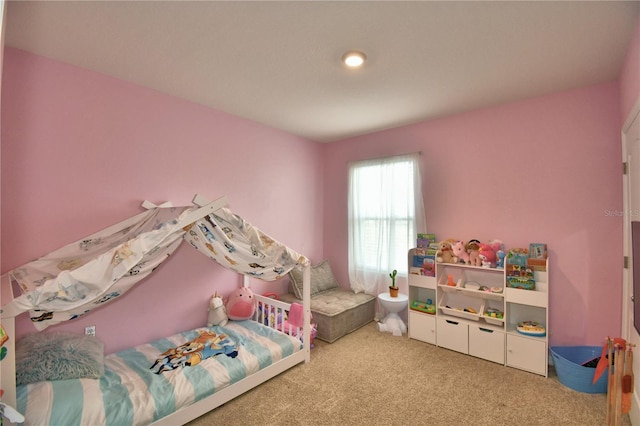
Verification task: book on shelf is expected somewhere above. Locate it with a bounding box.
[416,233,436,249]
[412,254,435,277]
[416,233,438,258]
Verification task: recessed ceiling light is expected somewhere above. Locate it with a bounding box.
[342,51,366,68]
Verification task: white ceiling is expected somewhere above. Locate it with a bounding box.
[4,1,639,142]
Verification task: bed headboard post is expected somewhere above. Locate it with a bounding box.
[243,275,250,288]
[302,262,311,362]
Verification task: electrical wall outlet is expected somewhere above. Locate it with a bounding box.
[85,325,96,336]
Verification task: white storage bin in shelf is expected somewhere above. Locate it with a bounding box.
[482,299,505,327]
[485,318,504,327]
[483,315,505,326]
[436,265,463,281]
[437,271,462,288]
[439,292,483,321]
[438,283,459,294]
[460,285,504,301]
[438,264,505,291]
[440,305,481,321]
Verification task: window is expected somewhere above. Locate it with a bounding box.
[348,153,426,295]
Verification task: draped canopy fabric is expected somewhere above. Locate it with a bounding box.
[184,207,308,280]
[1,199,307,331]
[2,206,194,330]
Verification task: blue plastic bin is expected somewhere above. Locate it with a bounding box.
[549,346,609,393]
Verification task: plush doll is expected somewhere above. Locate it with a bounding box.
[488,240,506,268]
[436,239,457,263]
[451,240,470,264]
[466,240,482,266]
[207,293,229,327]
[226,287,257,321]
[478,243,497,268]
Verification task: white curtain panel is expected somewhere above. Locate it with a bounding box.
[347,153,426,318]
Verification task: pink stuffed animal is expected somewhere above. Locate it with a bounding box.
[478,243,497,268]
[226,287,257,321]
[489,239,505,253]
[452,240,470,264]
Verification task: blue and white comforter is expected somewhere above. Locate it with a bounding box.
[17,321,301,426]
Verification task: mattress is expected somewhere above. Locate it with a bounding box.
[280,288,375,343]
[17,321,302,426]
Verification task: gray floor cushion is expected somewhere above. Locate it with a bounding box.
[280,288,375,343]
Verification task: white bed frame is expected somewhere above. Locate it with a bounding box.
[0,195,311,425]
[153,282,310,425]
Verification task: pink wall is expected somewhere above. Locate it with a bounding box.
[323,82,623,346]
[620,19,640,122]
[1,48,324,354]
[3,21,637,353]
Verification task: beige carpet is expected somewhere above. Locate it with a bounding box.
[187,322,631,425]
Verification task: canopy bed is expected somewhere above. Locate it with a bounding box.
[0,195,311,425]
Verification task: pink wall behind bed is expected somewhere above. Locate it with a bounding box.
[1,48,324,354]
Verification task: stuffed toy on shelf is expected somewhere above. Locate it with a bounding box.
[466,239,482,266]
[452,240,470,264]
[436,239,458,263]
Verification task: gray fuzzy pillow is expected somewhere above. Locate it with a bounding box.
[16,331,105,385]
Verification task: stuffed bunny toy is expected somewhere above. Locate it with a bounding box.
[207,294,228,327]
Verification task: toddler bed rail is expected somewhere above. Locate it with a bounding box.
[254,293,305,340]
[253,291,310,351]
